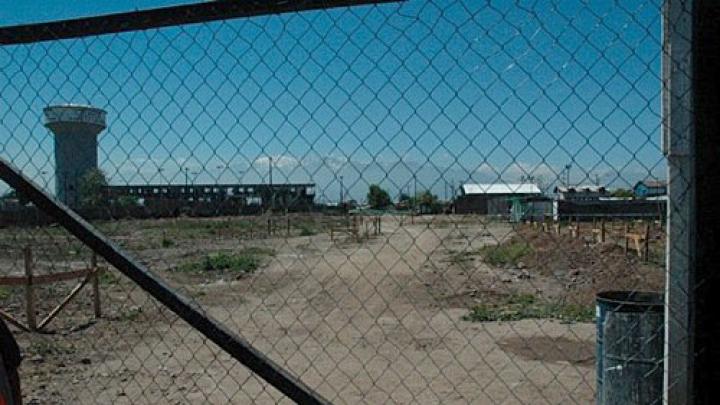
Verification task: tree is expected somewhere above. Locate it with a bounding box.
[1,189,30,205]
[416,190,441,213]
[611,188,634,198]
[115,195,139,208]
[78,168,109,208]
[367,184,391,209]
[1,190,17,200]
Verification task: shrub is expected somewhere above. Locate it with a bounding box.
[463,294,594,323]
[479,240,533,267]
[177,248,275,275]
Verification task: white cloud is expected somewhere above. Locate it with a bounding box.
[252,155,299,169]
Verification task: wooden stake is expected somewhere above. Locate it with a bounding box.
[644,223,651,262]
[24,246,36,331]
[37,274,91,330]
[0,308,30,332]
[624,223,629,253]
[91,253,101,318]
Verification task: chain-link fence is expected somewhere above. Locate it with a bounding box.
[0,0,697,403]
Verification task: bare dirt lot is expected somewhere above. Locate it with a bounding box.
[0,214,664,404]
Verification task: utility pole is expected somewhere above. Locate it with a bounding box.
[268,156,273,186]
[339,175,344,204]
[413,174,417,212]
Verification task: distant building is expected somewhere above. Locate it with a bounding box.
[554,185,607,201]
[455,183,542,215]
[633,180,667,198]
[106,183,315,213]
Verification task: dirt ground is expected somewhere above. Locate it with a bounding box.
[0,214,665,404]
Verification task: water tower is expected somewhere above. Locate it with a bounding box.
[43,104,107,207]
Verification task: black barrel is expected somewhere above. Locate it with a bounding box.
[596,291,664,405]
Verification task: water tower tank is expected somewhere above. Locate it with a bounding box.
[43,105,107,207]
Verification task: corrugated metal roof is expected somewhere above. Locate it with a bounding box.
[461,183,541,195]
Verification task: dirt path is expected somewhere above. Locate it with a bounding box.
[12,216,597,404]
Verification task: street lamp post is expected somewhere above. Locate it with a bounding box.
[413,174,417,209]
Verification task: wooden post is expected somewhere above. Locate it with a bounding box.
[573,217,578,238]
[91,253,101,318]
[644,223,651,262]
[267,218,272,236]
[23,246,36,331]
[624,223,629,253]
[600,219,606,243]
[287,217,291,237]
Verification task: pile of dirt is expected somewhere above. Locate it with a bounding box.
[515,228,665,306]
[430,226,665,313]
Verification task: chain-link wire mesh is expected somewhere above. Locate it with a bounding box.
[0,0,691,403]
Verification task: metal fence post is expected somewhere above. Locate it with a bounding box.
[663,0,695,402]
[685,0,720,402]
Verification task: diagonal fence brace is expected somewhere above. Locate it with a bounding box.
[0,157,331,405]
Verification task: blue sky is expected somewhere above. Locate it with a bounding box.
[0,0,664,202]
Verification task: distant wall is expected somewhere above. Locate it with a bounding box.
[455,195,489,214]
[0,201,316,227]
[554,199,666,220]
